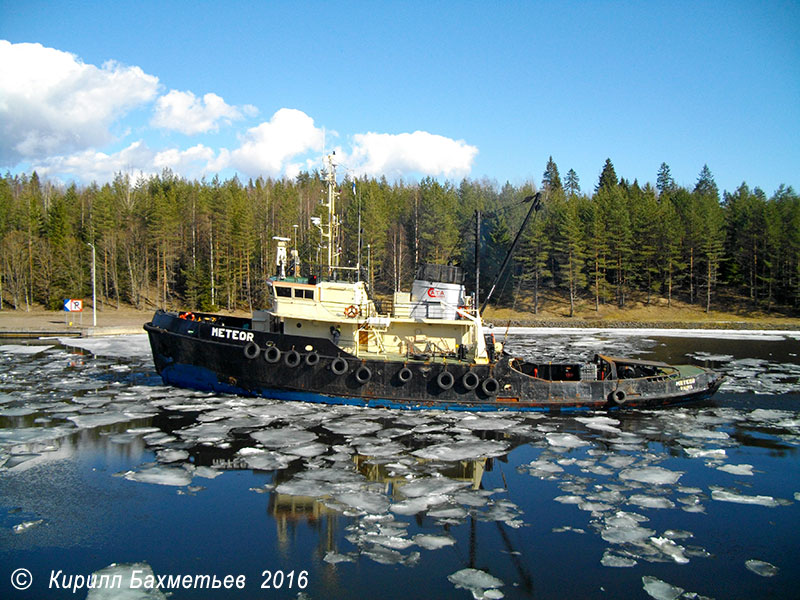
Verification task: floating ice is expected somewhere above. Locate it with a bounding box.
[545,432,590,448]
[323,551,356,564]
[448,568,504,599]
[285,442,328,458]
[619,466,683,485]
[61,334,151,359]
[554,495,583,505]
[575,416,622,434]
[399,476,471,498]
[334,491,390,514]
[68,413,139,429]
[601,517,655,545]
[745,559,779,577]
[0,407,38,417]
[390,496,447,516]
[459,416,520,431]
[86,562,167,599]
[411,439,509,461]
[363,532,415,550]
[323,417,383,436]
[685,448,726,459]
[627,495,675,510]
[679,428,730,440]
[601,551,636,567]
[710,489,780,507]
[524,458,565,478]
[251,427,318,448]
[124,465,193,487]
[716,463,754,476]
[641,576,684,600]
[12,519,44,534]
[193,466,222,479]
[649,536,689,564]
[0,344,54,355]
[156,449,189,463]
[427,504,468,519]
[414,533,456,549]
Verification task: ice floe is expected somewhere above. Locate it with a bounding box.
[716,463,754,476]
[86,562,167,599]
[619,466,683,485]
[710,489,781,507]
[745,558,779,577]
[124,465,193,487]
[641,576,684,600]
[448,568,504,600]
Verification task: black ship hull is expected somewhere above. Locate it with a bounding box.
[144,311,724,411]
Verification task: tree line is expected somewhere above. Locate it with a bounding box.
[0,158,798,315]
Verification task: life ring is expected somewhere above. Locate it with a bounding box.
[481,377,499,396]
[610,390,626,405]
[243,341,260,360]
[264,345,281,364]
[284,349,301,367]
[331,357,348,375]
[461,371,480,391]
[344,305,359,318]
[398,367,413,383]
[355,365,372,384]
[437,371,455,390]
[305,351,320,366]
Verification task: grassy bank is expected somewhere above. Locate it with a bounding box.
[482,291,800,329]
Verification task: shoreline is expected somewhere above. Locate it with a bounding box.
[1,307,798,337]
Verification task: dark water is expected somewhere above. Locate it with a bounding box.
[1,330,798,599]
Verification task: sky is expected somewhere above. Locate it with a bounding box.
[1,0,798,196]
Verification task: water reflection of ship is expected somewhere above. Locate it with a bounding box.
[268,455,488,548]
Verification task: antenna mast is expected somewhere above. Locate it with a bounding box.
[322,153,340,274]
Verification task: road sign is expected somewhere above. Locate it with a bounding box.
[63,299,83,312]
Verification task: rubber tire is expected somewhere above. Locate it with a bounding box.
[355,365,372,384]
[331,357,348,375]
[305,351,320,366]
[461,371,479,391]
[437,371,455,390]
[264,346,281,364]
[243,341,260,360]
[398,367,413,383]
[285,349,301,367]
[481,377,499,396]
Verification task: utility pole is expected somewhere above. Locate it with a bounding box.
[87,242,97,327]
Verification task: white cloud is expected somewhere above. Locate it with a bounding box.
[32,141,157,183]
[226,108,325,177]
[349,131,478,179]
[151,89,256,135]
[154,144,216,172]
[33,141,218,183]
[0,40,159,165]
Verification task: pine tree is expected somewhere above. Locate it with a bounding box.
[542,156,562,192]
[596,158,618,192]
[565,169,580,197]
[656,162,675,196]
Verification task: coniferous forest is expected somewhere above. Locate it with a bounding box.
[1,158,798,316]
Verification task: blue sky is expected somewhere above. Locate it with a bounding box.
[1,0,798,195]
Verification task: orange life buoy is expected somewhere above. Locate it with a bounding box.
[344,305,359,318]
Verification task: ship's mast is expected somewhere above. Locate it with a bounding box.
[321,153,340,274]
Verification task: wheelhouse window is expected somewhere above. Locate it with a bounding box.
[275,286,291,298]
[293,288,314,300]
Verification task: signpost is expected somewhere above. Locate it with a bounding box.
[63,298,83,327]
